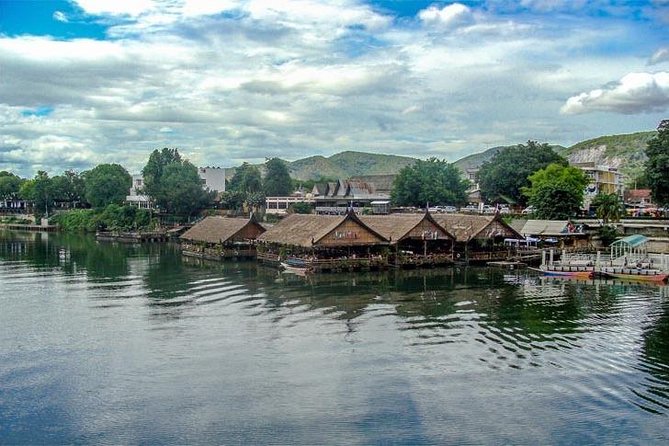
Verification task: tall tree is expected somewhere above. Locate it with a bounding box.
[591,193,625,224]
[84,164,132,208]
[645,120,669,210]
[391,158,468,207]
[263,158,293,196]
[140,148,212,215]
[0,171,24,200]
[19,171,54,216]
[142,148,182,199]
[477,141,566,206]
[523,163,588,219]
[158,161,214,216]
[52,170,87,208]
[228,162,262,194]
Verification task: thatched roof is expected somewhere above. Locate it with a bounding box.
[349,174,396,193]
[180,216,264,243]
[360,213,454,243]
[257,212,388,248]
[433,213,522,242]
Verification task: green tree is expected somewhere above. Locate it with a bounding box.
[263,158,293,196]
[477,141,566,206]
[290,202,313,214]
[591,193,625,224]
[523,163,589,219]
[0,171,24,200]
[158,161,214,216]
[391,158,468,207]
[19,171,54,216]
[228,162,262,194]
[84,164,132,208]
[52,170,87,208]
[645,120,669,210]
[142,148,182,199]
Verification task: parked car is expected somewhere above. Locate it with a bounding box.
[443,206,457,213]
[522,206,535,214]
[482,205,496,214]
[461,205,478,213]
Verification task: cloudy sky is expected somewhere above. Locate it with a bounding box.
[1,0,668,177]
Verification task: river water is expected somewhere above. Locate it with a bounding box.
[1,230,668,444]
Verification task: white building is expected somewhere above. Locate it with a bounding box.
[126,175,152,209]
[198,167,226,193]
[573,162,625,210]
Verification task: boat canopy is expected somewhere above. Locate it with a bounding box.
[611,234,648,248]
[610,234,648,260]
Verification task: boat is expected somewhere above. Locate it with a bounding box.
[596,267,668,283]
[280,257,312,275]
[529,266,593,279]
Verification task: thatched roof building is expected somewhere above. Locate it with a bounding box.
[180,215,265,245]
[360,213,454,244]
[432,214,521,243]
[257,212,388,248]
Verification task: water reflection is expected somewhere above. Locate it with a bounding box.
[1,229,669,444]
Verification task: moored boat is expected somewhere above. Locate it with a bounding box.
[597,267,668,283]
[529,266,593,279]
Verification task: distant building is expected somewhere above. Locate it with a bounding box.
[573,162,624,210]
[126,174,152,209]
[127,167,226,209]
[312,178,391,214]
[198,167,226,193]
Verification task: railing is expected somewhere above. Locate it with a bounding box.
[315,206,363,215]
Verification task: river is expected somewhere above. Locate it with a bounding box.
[1,230,668,444]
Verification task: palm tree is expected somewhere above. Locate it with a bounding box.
[592,193,625,224]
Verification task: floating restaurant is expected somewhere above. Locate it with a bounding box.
[181,211,527,272]
[256,211,389,272]
[180,215,266,260]
[432,213,523,262]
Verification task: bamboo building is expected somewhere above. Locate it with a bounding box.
[180,215,266,261]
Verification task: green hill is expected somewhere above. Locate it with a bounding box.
[287,150,417,181]
[561,131,656,183]
[453,144,566,173]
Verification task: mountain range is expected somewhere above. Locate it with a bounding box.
[228,130,657,184]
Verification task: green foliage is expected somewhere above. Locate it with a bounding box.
[477,141,566,206]
[264,158,293,196]
[228,162,262,194]
[524,163,588,219]
[290,202,313,214]
[52,170,87,207]
[19,171,53,217]
[159,161,214,216]
[84,163,132,208]
[0,171,24,200]
[645,120,669,208]
[141,148,213,216]
[391,158,468,207]
[142,148,182,198]
[591,193,625,223]
[219,190,245,210]
[51,205,154,232]
[597,225,620,247]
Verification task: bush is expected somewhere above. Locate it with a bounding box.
[51,205,155,233]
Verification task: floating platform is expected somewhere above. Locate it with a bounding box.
[487,261,526,269]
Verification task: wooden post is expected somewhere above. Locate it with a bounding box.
[549,249,554,267]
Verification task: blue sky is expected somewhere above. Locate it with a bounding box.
[0,0,668,177]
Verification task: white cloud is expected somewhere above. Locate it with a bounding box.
[561,72,669,114]
[649,47,669,65]
[74,0,156,17]
[53,11,69,23]
[0,1,666,176]
[418,3,473,29]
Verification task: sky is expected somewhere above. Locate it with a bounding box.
[0,0,668,177]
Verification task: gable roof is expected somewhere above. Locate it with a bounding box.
[433,213,522,242]
[349,174,396,192]
[360,213,454,243]
[180,216,264,244]
[257,211,388,248]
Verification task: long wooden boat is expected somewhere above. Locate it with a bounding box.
[280,258,313,275]
[597,268,668,283]
[529,266,593,279]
